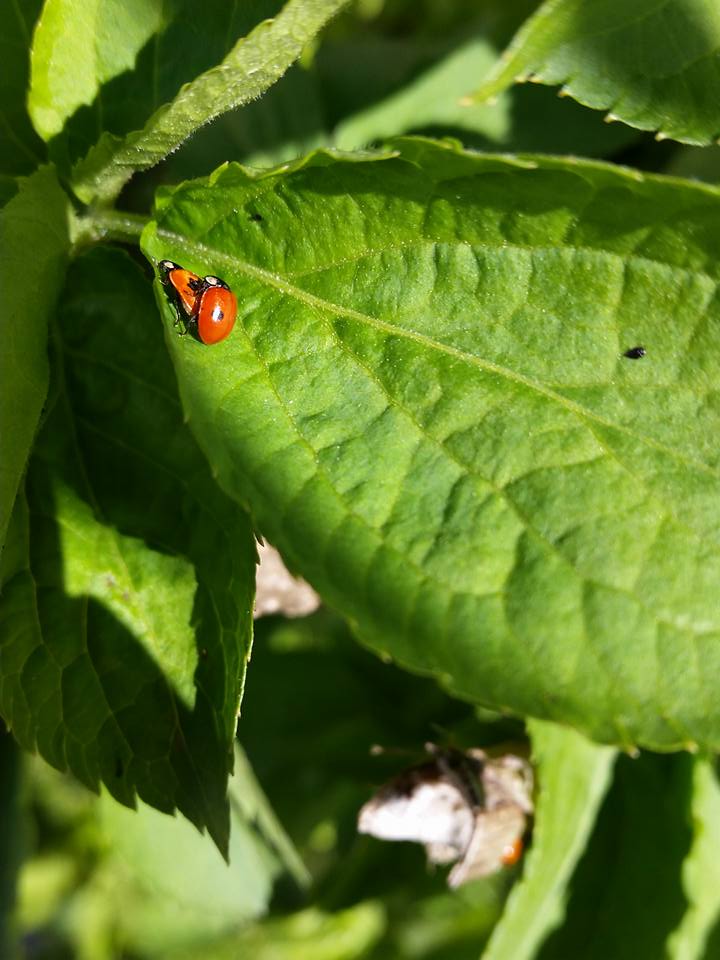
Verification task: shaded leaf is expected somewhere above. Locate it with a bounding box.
[45,0,284,173]
[28,0,166,141]
[240,610,514,958]
[141,137,720,750]
[0,248,256,852]
[481,721,615,960]
[103,746,303,954]
[230,744,310,890]
[0,0,44,176]
[0,166,69,554]
[664,145,720,184]
[72,0,352,204]
[240,610,485,879]
[668,759,720,960]
[538,752,694,960]
[147,63,327,194]
[168,903,386,960]
[0,176,19,207]
[0,729,22,959]
[334,36,638,157]
[471,0,720,145]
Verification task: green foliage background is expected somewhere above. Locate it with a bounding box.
[3,0,720,957]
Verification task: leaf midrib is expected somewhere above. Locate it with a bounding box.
[157,226,720,482]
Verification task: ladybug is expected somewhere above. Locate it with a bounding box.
[158,260,203,319]
[158,260,237,345]
[194,275,238,345]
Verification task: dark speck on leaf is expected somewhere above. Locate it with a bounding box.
[249,212,263,222]
[623,346,646,360]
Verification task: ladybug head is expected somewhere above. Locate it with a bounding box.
[204,275,230,290]
[158,259,180,275]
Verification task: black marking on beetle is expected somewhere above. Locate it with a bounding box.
[623,346,646,360]
[249,212,263,222]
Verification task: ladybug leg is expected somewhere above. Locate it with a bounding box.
[166,294,189,336]
[169,303,185,333]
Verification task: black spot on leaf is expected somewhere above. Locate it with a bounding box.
[623,346,646,360]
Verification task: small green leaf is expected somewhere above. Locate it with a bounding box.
[231,744,311,891]
[0,0,44,175]
[72,0,351,204]
[334,38,510,149]
[0,248,256,852]
[481,721,615,960]
[538,752,694,960]
[102,746,303,952]
[334,36,637,157]
[169,904,387,960]
[668,759,720,960]
[141,138,720,751]
[38,0,284,171]
[471,0,720,145]
[0,166,69,555]
[28,0,166,141]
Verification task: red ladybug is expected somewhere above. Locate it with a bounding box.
[158,260,237,345]
[158,260,203,318]
[194,275,237,345]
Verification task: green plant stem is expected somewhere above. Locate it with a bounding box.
[72,208,149,251]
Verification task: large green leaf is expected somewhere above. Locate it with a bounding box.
[0,0,44,175]
[141,137,720,751]
[28,0,166,141]
[0,248,256,853]
[471,0,720,145]
[71,0,351,204]
[0,166,69,555]
[481,721,616,960]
